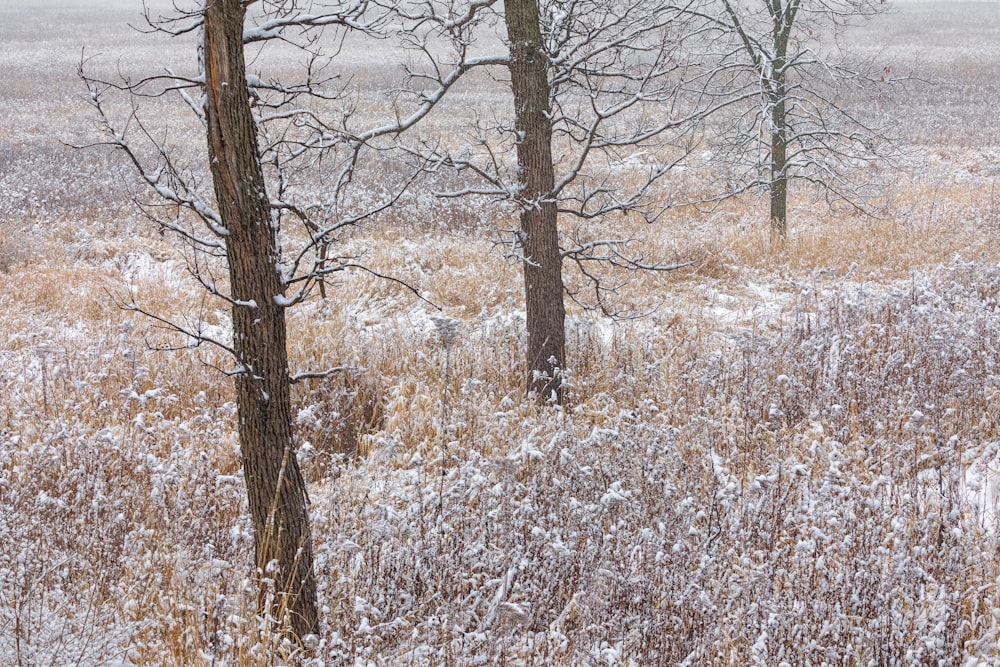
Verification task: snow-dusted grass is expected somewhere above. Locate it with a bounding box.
[7,249,1000,665]
[3,1,1000,665]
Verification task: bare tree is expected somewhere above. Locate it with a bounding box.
[689,0,894,238]
[80,0,483,642]
[406,0,702,402]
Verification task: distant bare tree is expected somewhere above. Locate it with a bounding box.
[690,0,894,238]
[80,0,480,642]
[405,0,703,401]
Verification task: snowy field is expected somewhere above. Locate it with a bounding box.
[3,1,1000,665]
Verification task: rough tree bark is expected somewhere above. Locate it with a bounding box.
[203,0,318,637]
[504,0,566,402]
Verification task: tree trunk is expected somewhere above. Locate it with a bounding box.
[203,0,318,638]
[770,87,788,240]
[769,2,795,241]
[504,0,566,402]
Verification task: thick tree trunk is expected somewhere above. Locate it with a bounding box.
[504,0,566,402]
[203,0,318,638]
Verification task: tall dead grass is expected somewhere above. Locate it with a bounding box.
[4,1,1000,664]
[5,177,1000,665]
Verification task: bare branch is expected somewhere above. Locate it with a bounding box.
[289,367,362,384]
[343,263,443,312]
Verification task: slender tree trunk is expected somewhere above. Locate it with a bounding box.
[769,2,795,241]
[203,0,318,638]
[504,0,566,402]
[770,85,788,239]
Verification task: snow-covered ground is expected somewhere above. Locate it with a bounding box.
[3,1,1000,665]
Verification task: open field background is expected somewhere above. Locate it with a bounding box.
[3,1,1000,665]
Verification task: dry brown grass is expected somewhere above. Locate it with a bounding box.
[4,1,1000,665]
[5,175,1000,665]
